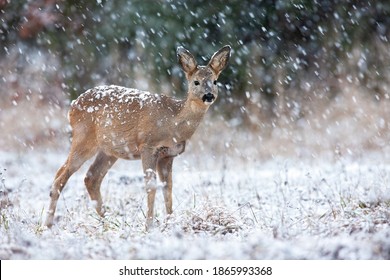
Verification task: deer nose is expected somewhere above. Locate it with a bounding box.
[202,92,215,103]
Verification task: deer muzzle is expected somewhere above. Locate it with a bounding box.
[202,92,215,103]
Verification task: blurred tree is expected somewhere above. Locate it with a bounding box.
[1,0,390,124]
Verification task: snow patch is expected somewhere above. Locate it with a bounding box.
[77,85,161,111]
[0,149,390,259]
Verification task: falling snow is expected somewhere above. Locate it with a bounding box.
[1,1,390,260]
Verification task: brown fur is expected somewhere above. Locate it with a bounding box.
[45,46,231,230]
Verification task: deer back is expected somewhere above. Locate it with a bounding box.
[68,85,205,159]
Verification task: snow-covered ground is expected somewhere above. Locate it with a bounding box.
[1,2,390,261]
[1,133,390,259]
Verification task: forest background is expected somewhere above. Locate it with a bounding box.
[1,0,390,158]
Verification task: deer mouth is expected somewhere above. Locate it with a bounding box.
[202,93,215,104]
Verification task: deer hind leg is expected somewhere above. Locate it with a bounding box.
[157,157,174,215]
[45,134,97,227]
[84,151,117,217]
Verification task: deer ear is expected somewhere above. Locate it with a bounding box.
[208,45,231,76]
[177,46,198,74]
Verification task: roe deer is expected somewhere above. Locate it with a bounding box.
[45,45,231,229]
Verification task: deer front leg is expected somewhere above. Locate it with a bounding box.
[141,148,158,230]
[157,157,174,215]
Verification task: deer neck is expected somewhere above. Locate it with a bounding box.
[173,95,209,141]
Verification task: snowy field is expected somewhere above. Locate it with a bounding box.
[1,119,390,259]
[2,0,390,263]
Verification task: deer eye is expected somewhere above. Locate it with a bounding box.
[194,81,200,86]
[213,80,217,85]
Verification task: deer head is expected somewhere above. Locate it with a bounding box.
[177,45,231,107]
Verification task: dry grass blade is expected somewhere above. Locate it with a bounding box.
[182,206,241,235]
